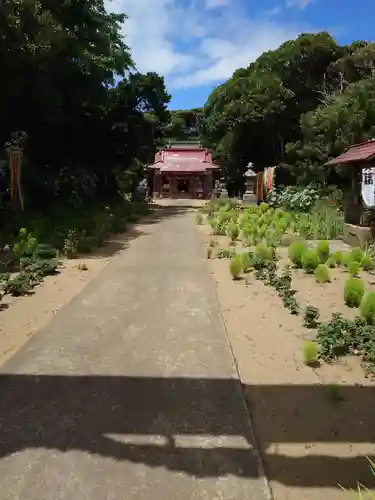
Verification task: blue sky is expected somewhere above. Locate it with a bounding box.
[106,0,375,110]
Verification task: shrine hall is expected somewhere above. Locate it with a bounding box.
[148,141,219,199]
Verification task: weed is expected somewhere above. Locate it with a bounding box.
[303,305,320,328]
[77,261,88,271]
[216,248,232,259]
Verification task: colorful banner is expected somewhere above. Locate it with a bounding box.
[8,147,24,211]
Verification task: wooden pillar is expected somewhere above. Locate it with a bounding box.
[203,172,213,199]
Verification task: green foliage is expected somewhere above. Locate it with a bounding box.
[288,241,307,268]
[216,248,233,259]
[350,247,364,263]
[332,250,343,266]
[360,292,375,325]
[254,243,273,270]
[228,223,240,242]
[344,278,365,308]
[229,255,243,279]
[326,257,336,268]
[347,260,361,277]
[303,305,320,328]
[316,240,330,263]
[240,252,252,272]
[302,341,318,366]
[301,249,320,273]
[317,313,375,374]
[361,254,375,271]
[315,264,330,283]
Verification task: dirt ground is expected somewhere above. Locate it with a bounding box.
[0,226,146,366]
[199,224,375,500]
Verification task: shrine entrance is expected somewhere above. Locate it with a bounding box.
[177,178,189,194]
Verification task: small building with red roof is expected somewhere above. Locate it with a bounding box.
[148,141,219,199]
[325,139,375,246]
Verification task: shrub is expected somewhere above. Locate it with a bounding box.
[301,249,320,274]
[347,260,361,277]
[303,341,318,366]
[326,257,336,268]
[206,247,213,259]
[229,255,242,280]
[332,250,343,266]
[360,292,375,325]
[315,264,330,283]
[240,252,252,272]
[350,247,363,263]
[316,240,330,263]
[260,202,269,213]
[228,223,239,242]
[288,241,307,268]
[254,243,273,269]
[344,277,364,308]
[303,305,320,328]
[361,254,375,271]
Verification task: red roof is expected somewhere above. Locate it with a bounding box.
[325,139,375,166]
[148,147,218,173]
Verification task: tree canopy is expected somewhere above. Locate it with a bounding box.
[199,33,375,192]
[0,0,171,208]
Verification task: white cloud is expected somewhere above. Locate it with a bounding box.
[105,0,302,89]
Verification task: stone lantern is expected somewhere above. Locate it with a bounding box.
[219,176,229,200]
[243,162,256,205]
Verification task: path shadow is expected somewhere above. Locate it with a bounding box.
[0,375,373,490]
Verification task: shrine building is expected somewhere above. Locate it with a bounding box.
[148,141,219,199]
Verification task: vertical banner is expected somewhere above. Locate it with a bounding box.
[7,147,24,211]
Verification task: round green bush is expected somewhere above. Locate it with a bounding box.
[361,255,375,271]
[347,260,360,277]
[360,291,375,324]
[332,250,343,266]
[229,255,242,279]
[240,251,252,272]
[344,277,364,308]
[253,243,273,269]
[316,240,330,263]
[315,264,330,284]
[350,247,363,263]
[326,257,336,269]
[288,241,307,268]
[301,250,320,274]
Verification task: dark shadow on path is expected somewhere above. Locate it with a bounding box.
[0,375,374,490]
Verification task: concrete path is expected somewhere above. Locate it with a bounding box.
[0,204,268,500]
